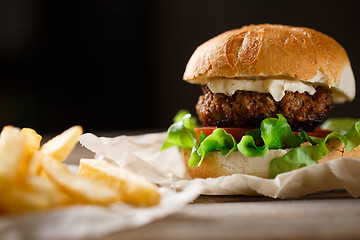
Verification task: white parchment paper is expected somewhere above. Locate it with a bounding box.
[80,132,360,199]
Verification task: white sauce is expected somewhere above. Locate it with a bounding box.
[207,79,316,102]
[204,66,355,103]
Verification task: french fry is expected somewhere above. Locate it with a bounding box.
[0,177,7,208]
[0,126,25,180]
[27,151,43,176]
[79,159,160,207]
[2,184,56,214]
[21,128,42,159]
[40,126,83,162]
[41,155,118,205]
[24,175,70,206]
[0,124,161,215]
[19,128,42,177]
[0,177,42,214]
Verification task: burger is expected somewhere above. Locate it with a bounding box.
[161,24,360,179]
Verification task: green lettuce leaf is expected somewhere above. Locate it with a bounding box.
[237,135,268,157]
[268,131,350,179]
[298,131,319,145]
[199,131,208,143]
[261,114,303,149]
[245,128,261,140]
[268,144,326,179]
[344,120,360,152]
[188,129,237,167]
[237,114,303,157]
[162,111,360,179]
[160,112,197,151]
[172,109,199,128]
[321,118,358,135]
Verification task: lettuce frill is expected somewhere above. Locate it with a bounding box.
[161,111,360,178]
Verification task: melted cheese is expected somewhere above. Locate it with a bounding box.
[207,79,316,102]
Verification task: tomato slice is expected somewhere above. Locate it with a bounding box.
[293,128,332,138]
[194,127,332,143]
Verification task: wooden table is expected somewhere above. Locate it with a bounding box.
[66,135,360,240]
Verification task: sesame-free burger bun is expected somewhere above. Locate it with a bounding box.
[183,141,360,179]
[182,148,290,178]
[183,24,355,103]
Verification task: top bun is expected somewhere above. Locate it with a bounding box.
[183,24,355,103]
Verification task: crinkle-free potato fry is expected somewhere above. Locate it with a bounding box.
[19,128,42,177]
[0,126,25,179]
[40,126,83,162]
[27,151,44,176]
[21,128,42,158]
[25,175,70,206]
[0,124,160,215]
[79,159,161,207]
[0,176,7,206]
[41,155,118,205]
[0,126,85,214]
[2,184,56,214]
[0,177,51,214]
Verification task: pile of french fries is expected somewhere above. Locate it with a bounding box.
[0,125,160,215]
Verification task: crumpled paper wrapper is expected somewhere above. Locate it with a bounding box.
[80,132,360,199]
[0,158,200,240]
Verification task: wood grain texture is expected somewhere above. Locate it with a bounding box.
[108,195,360,240]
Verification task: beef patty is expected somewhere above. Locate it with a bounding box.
[196,85,334,132]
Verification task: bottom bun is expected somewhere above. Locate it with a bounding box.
[318,139,360,163]
[183,148,290,179]
[183,139,360,179]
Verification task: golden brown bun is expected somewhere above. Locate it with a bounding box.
[183,24,355,102]
[319,139,360,163]
[184,141,360,179]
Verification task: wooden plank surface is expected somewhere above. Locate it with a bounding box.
[68,136,360,240]
[104,192,360,240]
[100,193,360,240]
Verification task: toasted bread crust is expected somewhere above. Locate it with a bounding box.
[183,24,355,102]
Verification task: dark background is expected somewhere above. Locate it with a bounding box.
[0,0,359,135]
